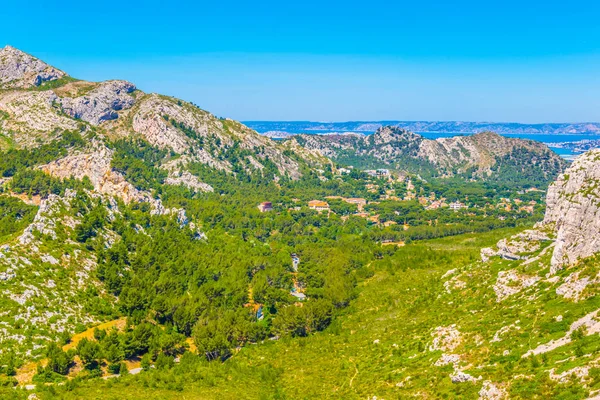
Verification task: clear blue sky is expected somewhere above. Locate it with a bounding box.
[2,0,599,122]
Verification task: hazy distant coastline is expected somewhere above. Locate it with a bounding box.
[245,120,600,136]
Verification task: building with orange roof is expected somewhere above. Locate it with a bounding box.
[308,200,330,212]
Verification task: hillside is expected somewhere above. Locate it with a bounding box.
[0,45,311,192]
[289,126,567,186]
[0,46,335,361]
[30,150,600,399]
[0,45,595,400]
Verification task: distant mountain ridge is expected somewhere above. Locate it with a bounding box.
[246,120,600,136]
[284,126,567,186]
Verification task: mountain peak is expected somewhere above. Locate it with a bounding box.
[2,44,26,54]
[0,45,66,89]
[372,125,423,144]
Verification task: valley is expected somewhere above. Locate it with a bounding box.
[0,46,599,400]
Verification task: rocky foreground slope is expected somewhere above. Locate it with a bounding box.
[483,149,600,270]
[455,149,600,396]
[483,148,600,269]
[288,126,566,183]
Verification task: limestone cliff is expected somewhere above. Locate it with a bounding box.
[481,149,600,271]
[544,149,600,267]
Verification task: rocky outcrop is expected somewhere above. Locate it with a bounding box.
[556,272,597,301]
[493,270,541,302]
[41,145,148,204]
[164,170,214,193]
[480,229,552,263]
[430,325,462,352]
[19,190,77,245]
[0,91,78,144]
[544,150,600,267]
[59,80,136,125]
[479,381,508,400]
[0,45,66,89]
[451,371,479,384]
[39,145,212,238]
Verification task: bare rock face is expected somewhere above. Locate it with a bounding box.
[556,271,598,302]
[429,325,462,352]
[480,229,551,262]
[493,270,541,302]
[544,150,600,267]
[161,157,214,192]
[479,381,508,400]
[41,145,149,204]
[59,80,136,125]
[19,190,76,245]
[0,45,66,88]
[0,90,78,144]
[164,170,214,193]
[132,94,216,156]
[130,95,302,179]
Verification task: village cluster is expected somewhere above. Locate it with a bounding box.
[258,169,539,223]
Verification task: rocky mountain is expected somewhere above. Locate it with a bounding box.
[0,45,323,359]
[0,45,307,200]
[288,126,567,185]
[0,45,567,192]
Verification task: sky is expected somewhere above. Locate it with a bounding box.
[2,0,599,123]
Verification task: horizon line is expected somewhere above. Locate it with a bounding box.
[242,120,600,125]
